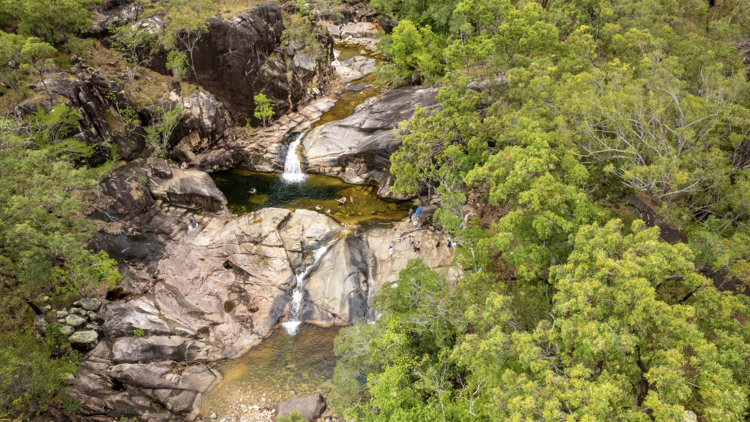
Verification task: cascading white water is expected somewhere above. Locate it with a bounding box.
[282,132,307,182]
[282,245,328,335]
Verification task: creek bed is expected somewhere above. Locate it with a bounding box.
[204,324,341,417]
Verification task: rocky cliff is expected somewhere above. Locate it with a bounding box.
[143,2,334,125]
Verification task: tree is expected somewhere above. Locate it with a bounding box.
[20,37,56,100]
[143,95,183,157]
[15,0,92,43]
[465,119,603,282]
[165,0,214,85]
[385,20,446,83]
[0,31,26,90]
[454,219,750,420]
[109,24,156,95]
[253,93,274,127]
[55,249,121,298]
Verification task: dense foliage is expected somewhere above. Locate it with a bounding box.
[335,0,750,420]
[0,108,120,416]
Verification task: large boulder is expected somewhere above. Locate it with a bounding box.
[100,158,228,214]
[302,86,440,198]
[112,336,219,363]
[277,394,326,421]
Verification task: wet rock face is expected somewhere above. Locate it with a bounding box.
[183,2,334,125]
[302,86,441,199]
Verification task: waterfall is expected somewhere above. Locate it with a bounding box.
[282,245,328,335]
[282,132,307,182]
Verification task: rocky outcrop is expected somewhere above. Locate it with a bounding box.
[169,2,334,125]
[15,70,128,165]
[302,86,440,199]
[100,157,228,214]
[303,219,459,324]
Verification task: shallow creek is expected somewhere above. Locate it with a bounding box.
[204,324,341,418]
[203,48,402,418]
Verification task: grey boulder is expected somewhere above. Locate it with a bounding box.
[80,297,103,312]
[276,394,326,421]
[68,331,99,351]
[65,314,87,327]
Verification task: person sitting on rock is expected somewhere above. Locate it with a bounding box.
[250,187,257,194]
[181,161,188,169]
[315,205,321,211]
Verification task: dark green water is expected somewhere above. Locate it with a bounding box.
[212,169,414,225]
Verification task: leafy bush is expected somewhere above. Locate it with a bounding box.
[0,333,80,417]
[60,396,82,415]
[133,329,145,338]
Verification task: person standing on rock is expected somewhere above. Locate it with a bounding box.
[436,241,440,250]
[408,208,413,221]
[415,241,421,255]
[389,245,393,260]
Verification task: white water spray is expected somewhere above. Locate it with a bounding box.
[282,132,307,182]
[282,245,328,335]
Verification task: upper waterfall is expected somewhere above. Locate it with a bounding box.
[282,132,307,182]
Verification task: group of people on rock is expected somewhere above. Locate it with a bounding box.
[388,234,458,260]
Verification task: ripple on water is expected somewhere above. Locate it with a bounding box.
[205,324,341,417]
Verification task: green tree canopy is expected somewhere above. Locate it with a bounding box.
[455,219,750,420]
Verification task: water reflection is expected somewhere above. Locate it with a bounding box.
[205,324,340,414]
[212,170,413,225]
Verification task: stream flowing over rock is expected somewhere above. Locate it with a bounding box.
[67,158,459,420]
